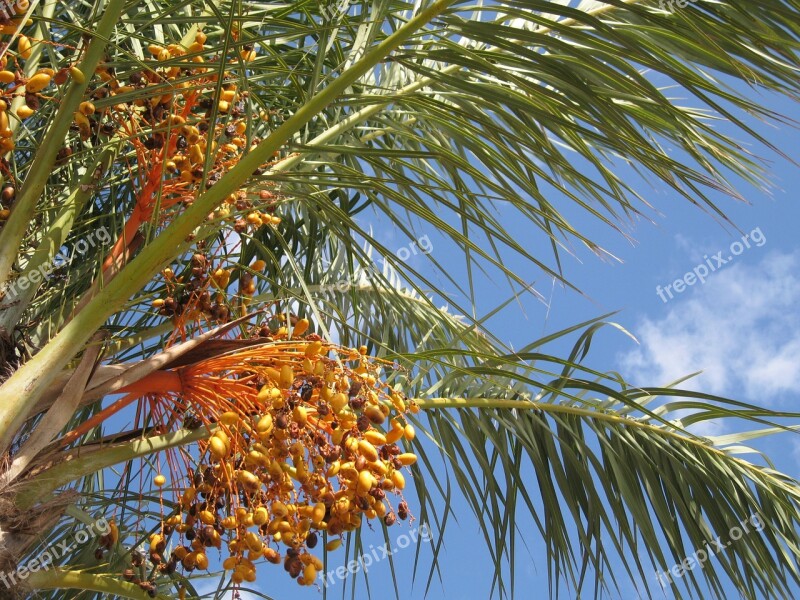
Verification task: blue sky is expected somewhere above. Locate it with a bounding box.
[196,85,800,598]
[425,93,800,598]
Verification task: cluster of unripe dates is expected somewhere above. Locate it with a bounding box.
[144,338,419,588]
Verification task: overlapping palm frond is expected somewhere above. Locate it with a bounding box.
[401,317,800,599]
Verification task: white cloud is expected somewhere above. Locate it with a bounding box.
[619,251,800,403]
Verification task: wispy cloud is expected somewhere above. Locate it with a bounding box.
[620,251,800,403]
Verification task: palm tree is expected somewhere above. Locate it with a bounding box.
[0,0,798,598]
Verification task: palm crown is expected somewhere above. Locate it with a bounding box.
[0,1,798,598]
